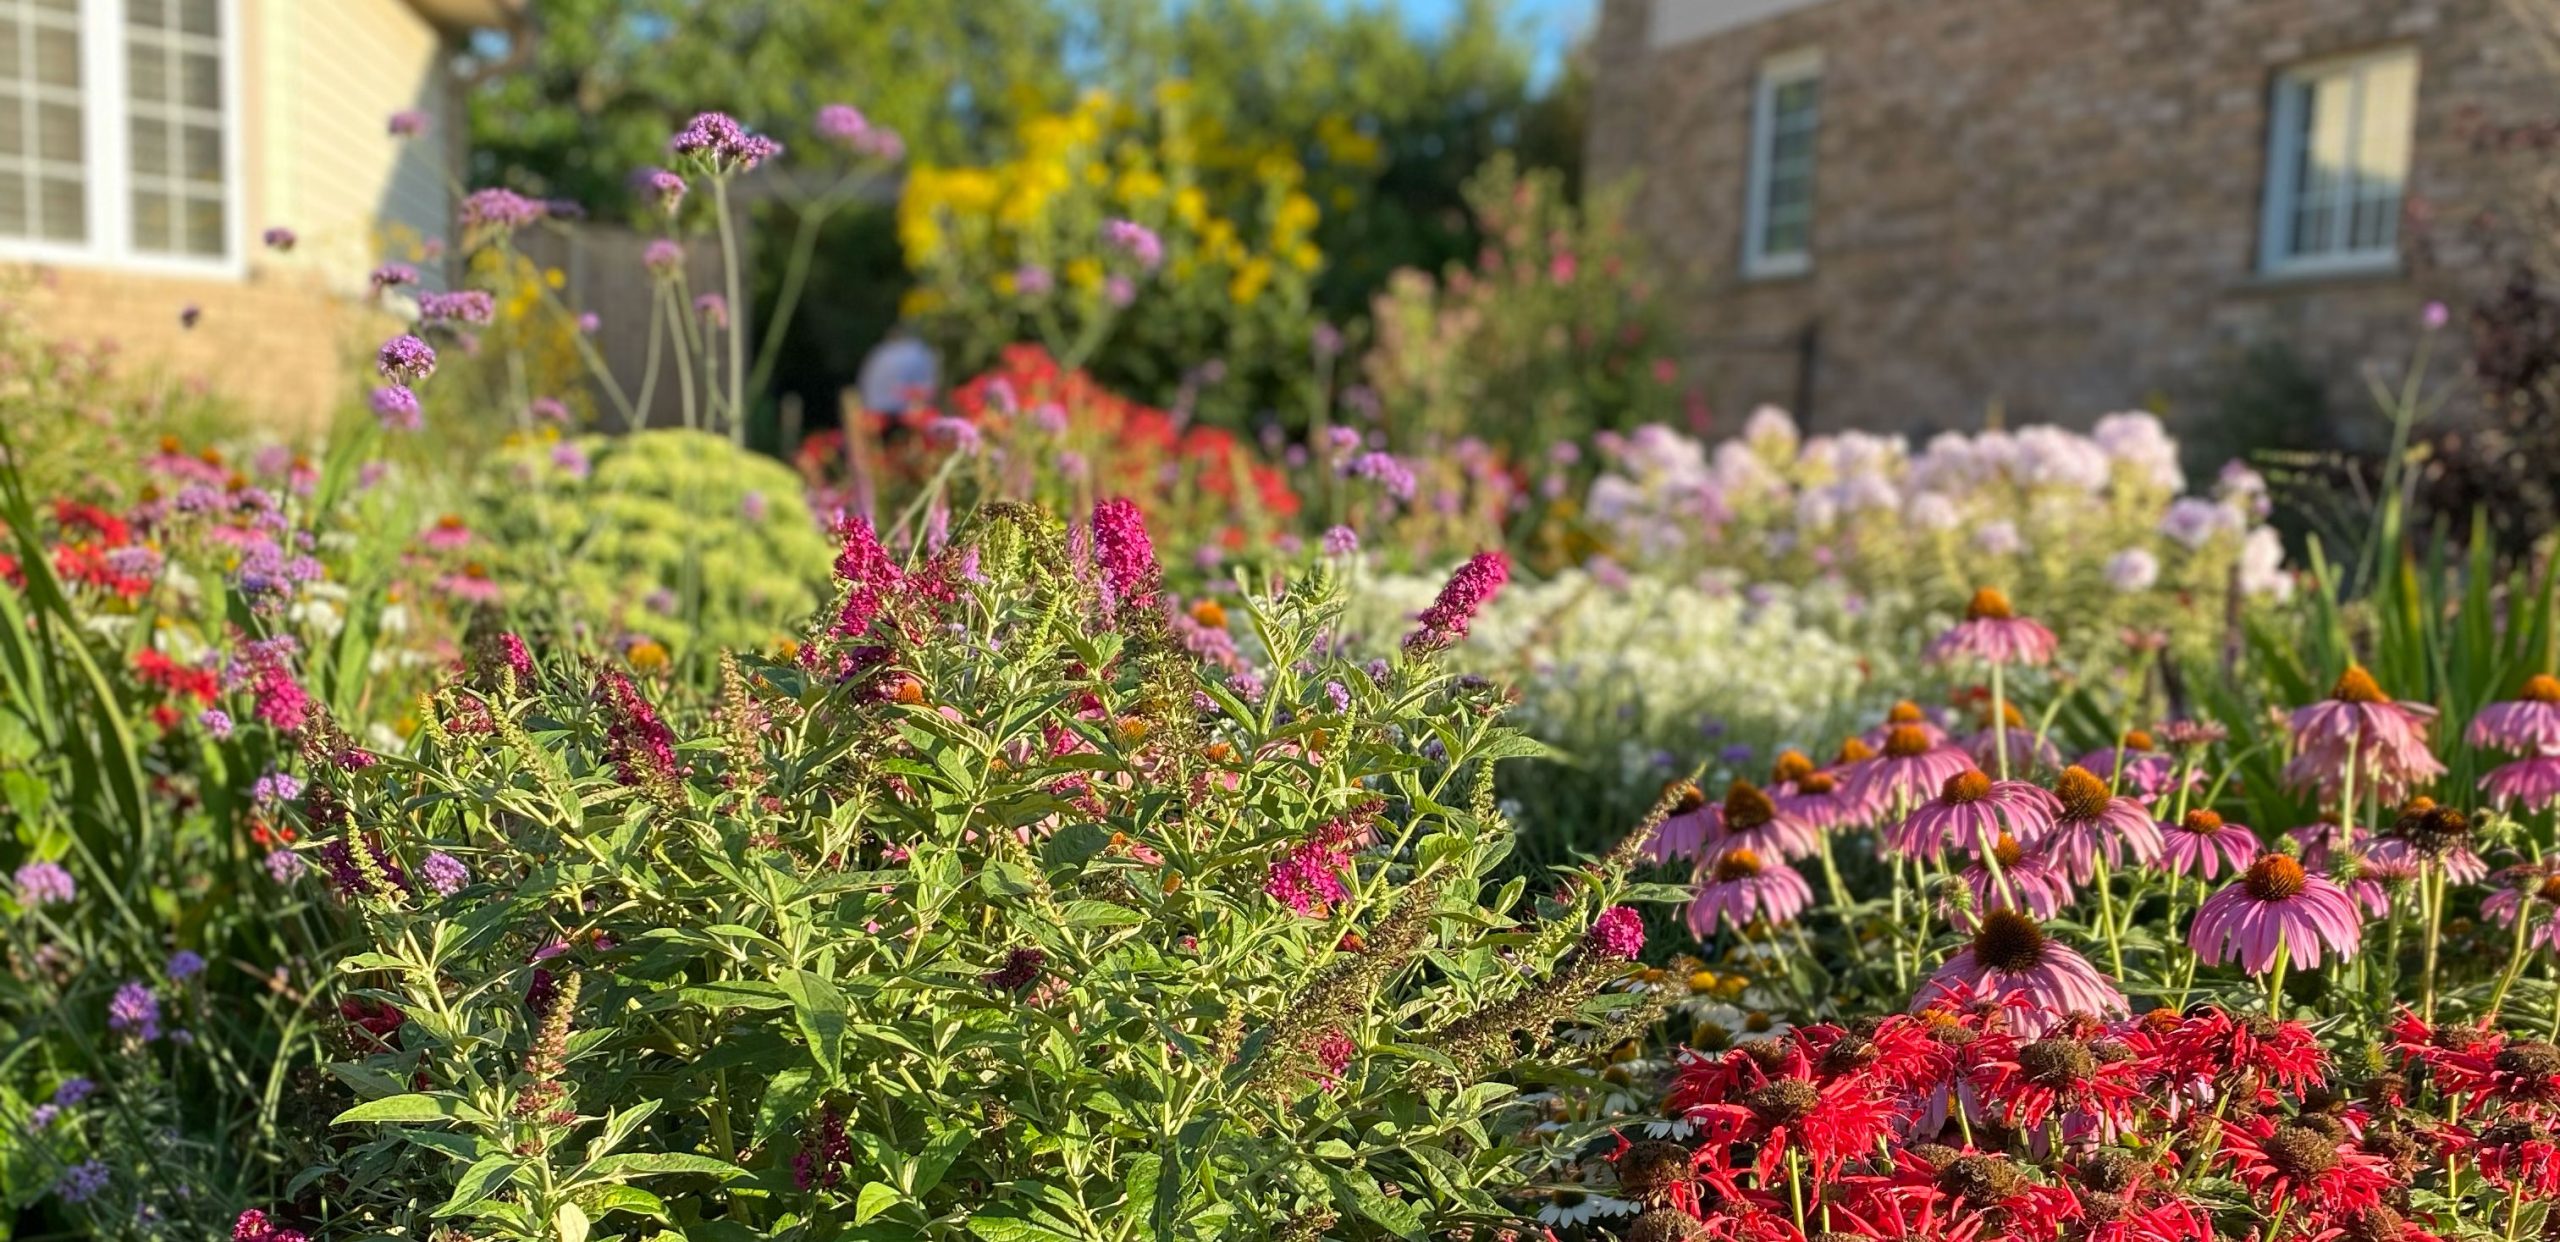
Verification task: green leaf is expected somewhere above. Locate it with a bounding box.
[774,969,849,1084]
[754,1068,824,1145]
[556,1201,591,1242]
[584,1184,670,1223]
[584,1152,751,1182]
[964,1213,1082,1242]
[676,980,792,1011]
[853,1181,899,1225]
[1059,899,1145,927]
[435,1155,527,1217]
[1040,822,1113,868]
[333,1094,468,1125]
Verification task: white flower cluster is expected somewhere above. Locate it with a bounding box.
[1575,408,2292,661]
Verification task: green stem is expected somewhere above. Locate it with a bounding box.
[712,175,749,443]
[2265,926,2289,1018]
[2491,891,2537,1022]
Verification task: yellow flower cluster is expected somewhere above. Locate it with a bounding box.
[896,84,1325,311]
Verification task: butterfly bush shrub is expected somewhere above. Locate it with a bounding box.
[293,501,1670,1240]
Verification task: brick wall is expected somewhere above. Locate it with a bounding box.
[1589,0,2560,442]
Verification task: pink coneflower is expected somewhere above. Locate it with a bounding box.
[1651,780,1712,865]
[1918,909,2126,1034]
[2035,766,2163,885]
[437,566,503,605]
[1852,725,1978,812]
[1963,702,2061,772]
[1862,700,1951,751]
[1885,768,2060,864]
[2287,820,2358,871]
[2484,755,2560,813]
[2189,854,2364,975]
[1701,780,1820,862]
[2155,808,2260,881]
[2369,797,2487,883]
[1687,847,1811,937]
[2284,664,2446,803]
[2470,674,2560,755]
[2484,863,2560,955]
[1925,587,2058,666]
[1957,833,2076,919]
[2074,729,2185,805]
[419,514,471,552]
[1402,551,1508,656]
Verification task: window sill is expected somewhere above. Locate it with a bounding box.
[1741,256,1813,283]
[0,239,247,282]
[2246,255,2403,289]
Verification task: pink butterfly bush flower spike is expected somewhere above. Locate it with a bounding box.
[2285,664,2445,804]
[1402,551,1508,657]
[2188,854,2364,975]
[1926,586,2058,667]
[2472,673,2560,812]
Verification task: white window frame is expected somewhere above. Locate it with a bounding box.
[0,0,244,277]
[2257,47,2418,280]
[1741,48,1821,280]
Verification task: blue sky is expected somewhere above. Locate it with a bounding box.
[1373,0,1598,88]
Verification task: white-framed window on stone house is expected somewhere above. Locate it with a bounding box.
[0,0,239,272]
[1742,48,1820,280]
[2259,47,2418,278]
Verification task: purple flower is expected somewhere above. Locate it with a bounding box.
[1320,525,1359,558]
[643,239,685,275]
[551,441,590,478]
[460,188,544,234]
[926,417,981,456]
[530,396,569,423]
[420,851,469,897]
[2423,301,2449,330]
[2103,547,2159,592]
[671,111,783,170]
[1014,264,1054,296]
[166,949,206,981]
[108,980,162,1042]
[1325,680,1350,712]
[577,312,600,333]
[1104,274,1135,308]
[1588,905,1646,960]
[1090,498,1161,612]
[2189,854,2363,974]
[694,293,728,329]
[14,860,74,907]
[1102,218,1164,270]
[261,226,296,251]
[178,303,201,329]
[370,384,422,431]
[251,769,303,807]
[1401,551,1508,656]
[1345,451,1417,503]
[376,334,436,384]
[636,166,687,214]
[263,849,305,885]
[387,109,431,137]
[51,1078,93,1108]
[418,290,495,325]
[370,262,416,289]
[55,1160,109,1203]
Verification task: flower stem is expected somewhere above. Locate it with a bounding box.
[2265,927,2289,1018]
[1990,662,2010,781]
[2422,864,2446,1023]
[2491,890,2536,1022]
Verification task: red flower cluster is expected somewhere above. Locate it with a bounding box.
[1615,990,2506,1241]
[45,498,154,599]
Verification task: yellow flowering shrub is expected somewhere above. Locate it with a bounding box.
[897,86,1327,431]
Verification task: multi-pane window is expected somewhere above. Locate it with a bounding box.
[0,0,89,244]
[2260,49,2418,276]
[1743,50,1820,278]
[125,0,225,258]
[0,0,233,267]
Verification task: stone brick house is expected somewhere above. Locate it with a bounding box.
[1,0,510,430]
[1587,0,2560,441]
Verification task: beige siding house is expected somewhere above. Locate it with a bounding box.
[4,0,507,430]
[1588,0,2560,438]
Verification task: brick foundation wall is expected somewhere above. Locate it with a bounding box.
[1589,0,2560,444]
